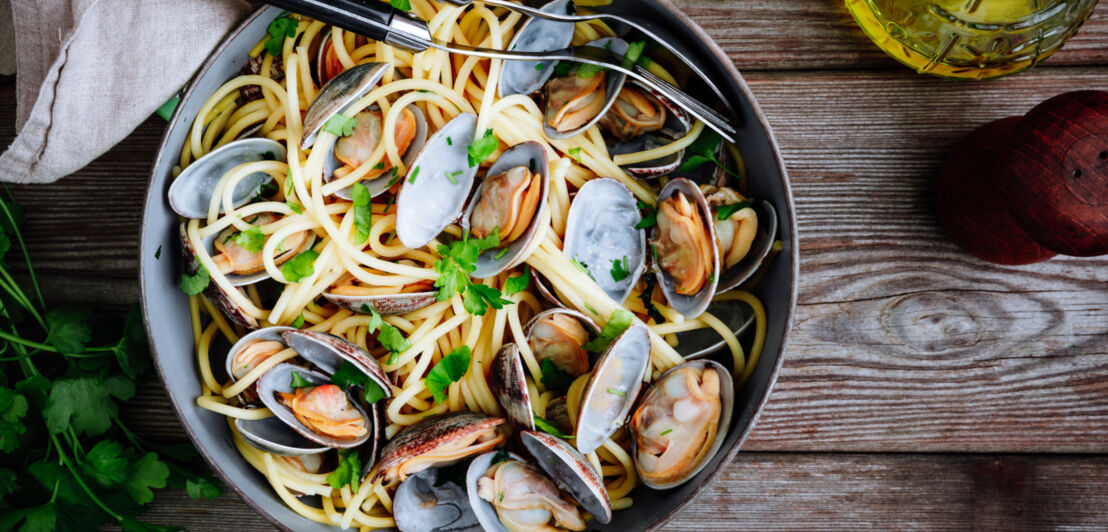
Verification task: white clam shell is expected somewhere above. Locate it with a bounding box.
[563,178,646,303]
[167,138,285,219]
[498,0,575,97]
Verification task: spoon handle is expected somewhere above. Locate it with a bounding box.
[263,0,433,52]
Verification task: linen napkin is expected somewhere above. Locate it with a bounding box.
[0,0,257,184]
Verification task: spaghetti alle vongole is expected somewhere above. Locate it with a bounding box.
[168,2,777,530]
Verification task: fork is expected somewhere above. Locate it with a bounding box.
[265,0,737,142]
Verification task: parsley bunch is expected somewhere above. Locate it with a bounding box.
[0,198,219,531]
[433,230,512,316]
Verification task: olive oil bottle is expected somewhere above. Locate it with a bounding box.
[846,0,1098,79]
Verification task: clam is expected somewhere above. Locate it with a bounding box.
[542,38,629,140]
[394,466,482,532]
[281,329,392,399]
[544,397,573,436]
[281,453,327,474]
[519,431,611,524]
[652,178,720,319]
[178,223,258,330]
[470,456,587,532]
[225,326,294,402]
[396,113,481,250]
[598,84,668,142]
[630,360,733,489]
[562,178,646,303]
[323,104,429,200]
[489,344,536,431]
[375,412,507,483]
[257,363,373,448]
[702,186,779,293]
[603,83,692,179]
[234,416,329,457]
[523,309,600,379]
[498,0,575,98]
[301,62,390,149]
[205,213,316,286]
[574,322,651,454]
[461,141,550,279]
[167,138,285,219]
[323,275,437,316]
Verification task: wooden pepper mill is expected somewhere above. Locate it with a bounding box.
[937,91,1108,264]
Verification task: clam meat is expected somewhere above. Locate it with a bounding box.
[211,213,311,275]
[527,312,591,377]
[655,191,714,296]
[277,383,369,441]
[332,107,418,181]
[229,339,285,380]
[545,70,608,135]
[476,460,587,532]
[702,185,758,270]
[469,165,542,246]
[598,84,667,141]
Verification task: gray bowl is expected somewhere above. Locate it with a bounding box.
[140,4,798,531]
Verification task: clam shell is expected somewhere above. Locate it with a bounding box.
[375,412,507,483]
[520,430,612,524]
[488,344,534,431]
[465,451,524,532]
[630,359,734,490]
[224,326,294,388]
[715,199,779,293]
[301,62,390,149]
[234,416,329,456]
[498,0,575,97]
[394,466,482,532]
[178,223,258,330]
[610,133,683,179]
[460,141,550,279]
[562,178,646,303]
[280,330,391,398]
[322,290,437,316]
[168,138,285,219]
[256,363,373,449]
[652,178,720,319]
[573,322,651,454]
[675,299,755,359]
[543,38,629,141]
[522,308,601,338]
[324,105,430,200]
[198,225,317,287]
[396,113,480,250]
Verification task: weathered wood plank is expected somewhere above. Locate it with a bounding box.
[101,453,1108,531]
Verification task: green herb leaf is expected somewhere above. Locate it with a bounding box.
[606,387,626,397]
[425,346,471,403]
[330,361,367,390]
[2,503,56,532]
[568,147,583,164]
[389,0,412,11]
[622,40,647,69]
[581,309,634,353]
[491,448,510,464]
[291,313,306,328]
[286,201,304,214]
[533,416,570,438]
[234,226,266,253]
[186,477,223,500]
[408,166,421,184]
[45,306,92,354]
[576,62,605,79]
[571,256,594,280]
[553,60,573,77]
[464,283,511,316]
[323,114,358,137]
[467,129,498,167]
[352,183,373,244]
[610,256,631,282]
[504,267,531,296]
[660,428,673,436]
[265,16,298,57]
[446,170,461,185]
[634,200,657,230]
[43,376,132,436]
[378,323,411,358]
[539,358,573,391]
[326,449,363,493]
[363,380,387,404]
[493,247,510,260]
[0,389,28,453]
[155,95,180,121]
[82,440,129,487]
[125,452,170,505]
[179,266,210,296]
[716,202,753,221]
[289,371,313,389]
[678,154,714,173]
[281,250,319,283]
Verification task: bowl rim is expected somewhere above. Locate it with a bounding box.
[139,3,798,531]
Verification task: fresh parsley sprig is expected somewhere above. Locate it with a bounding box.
[678,128,741,181]
[433,229,511,316]
[425,346,471,404]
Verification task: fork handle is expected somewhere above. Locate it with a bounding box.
[263,0,432,52]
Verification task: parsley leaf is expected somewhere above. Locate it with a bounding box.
[634,200,657,230]
[540,358,573,391]
[467,129,498,167]
[331,361,387,404]
[281,250,319,283]
[678,128,741,180]
[45,307,92,354]
[610,256,631,282]
[425,346,471,404]
[533,416,570,438]
[576,62,605,79]
[291,313,306,328]
[286,201,304,214]
[378,323,411,360]
[504,267,531,296]
[464,283,511,316]
[390,0,412,11]
[186,477,222,500]
[622,40,647,69]
[571,256,594,280]
[568,147,583,164]
[363,380,387,404]
[638,274,665,324]
[434,228,504,315]
[352,183,373,244]
[716,202,753,221]
[326,449,362,493]
[125,452,170,505]
[323,114,358,137]
[179,266,209,296]
[82,440,129,487]
[0,388,28,452]
[234,226,266,253]
[408,166,420,185]
[289,371,313,389]
[43,376,133,436]
[581,309,634,354]
[265,16,298,57]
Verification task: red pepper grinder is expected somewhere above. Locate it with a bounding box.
[937,91,1108,264]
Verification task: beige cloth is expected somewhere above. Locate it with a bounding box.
[0,0,256,183]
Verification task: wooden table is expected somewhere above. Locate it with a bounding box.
[5,1,1108,529]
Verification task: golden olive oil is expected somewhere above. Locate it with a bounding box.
[846,0,1098,79]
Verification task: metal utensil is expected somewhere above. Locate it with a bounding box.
[263,0,737,142]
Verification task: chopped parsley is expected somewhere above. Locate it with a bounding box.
[234,226,266,253]
[446,136,453,146]
[331,361,387,404]
[607,388,626,397]
[289,371,312,389]
[622,40,647,69]
[425,346,471,403]
[610,256,631,282]
[582,309,634,353]
[373,162,386,170]
[408,166,421,184]
[504,266,531,296]
[494,247,510,260]
[660,428,673,436]
[179,265,209,296]
[265,16,298,57]
[286,201,304,214]
[362,305,410,364]
[634,200,657,229]
[446,170,463,185]
[352,182,373,244]
[291,313,305,328]
[568,147,583,164]
[584,303,598,315]
[540,357,573,391]
[464,283,512,316]
[281,250,319,283]
[467,129,498,167]
[154,245,162,260]
[716,202,753,221]
[533,416,570,438]
[576,62,605,79]
[326,449,362,494]
[571,256,594,280]
[390,0,412,11]
[322,114,358,137]
[434,228,509,316]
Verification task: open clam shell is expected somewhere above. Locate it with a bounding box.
[574,322,651,454]
[562,178,646,303]
[322,290,438,316]
[394,466,482,532]
[280,330,391,399]
[375,412,507,483]
[465,450,524,532]
[489,344,534,431]
[323,104,429,200]
[198,222,317,287]
[542,38,630,141]
[301,62,390,149]
[629,359,734,490]
[224,326,294,390]
[396,113,480,250]
[674,299,756,359]
[523,308,601,379]
[256,363,374,449]
[715,199,779,293]
[461,141,550,279]
[610,133,683,179]
[168,138,285,219]
[178,223,258,330]
[234,416,329,457]
[498,0,575,97]
[521,430,612,524]
[652,178,721,319]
